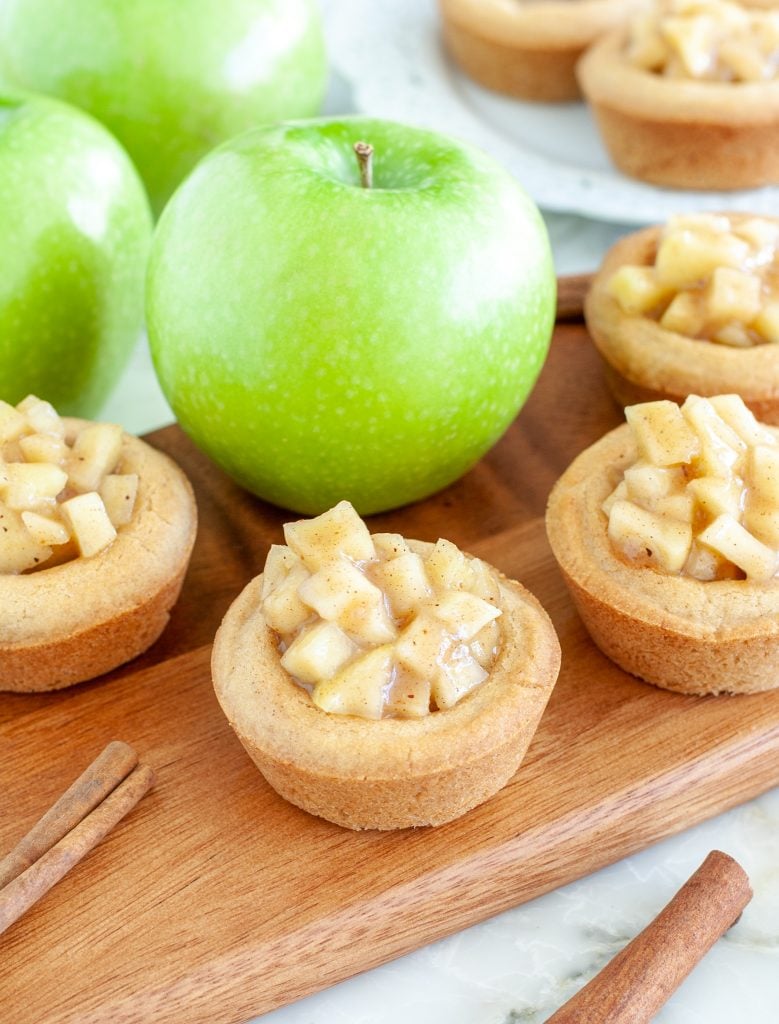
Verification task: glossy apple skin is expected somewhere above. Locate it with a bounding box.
[0,0,327,216]
[0,94,152,416]
[147,118,556,515]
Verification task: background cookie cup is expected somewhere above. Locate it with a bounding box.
[439,0,639,102]
[585,224,779,424]
[577,29,779,189]
[212,541,561,831]
[546,424,779,696]
[1,421,197,692]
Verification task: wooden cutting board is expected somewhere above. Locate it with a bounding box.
[3,323,779,1024]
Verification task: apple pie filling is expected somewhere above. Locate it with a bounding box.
[259,501,503,719]
[0,395,136,574]
[627,0,779,82]
[603,394,779,581]
[607,214,779,348]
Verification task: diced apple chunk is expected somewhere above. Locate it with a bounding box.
[608,499,692,573]
[711,322,754,348]
[754,12,779,51]
[748,444,779,505]
[0,503,52,572]
[261,544,301,600]
[628,15,668,69]
[262,562,312,635]
[370,552,431,618]
[468,558,501,604]
[19,433,67,465]
[687,476,743,521]
[280,621,356,687]
[66,423,123,493]
[733,216,779,256]
[654,492,695,524]
[298,554,396,644]
[709,395,774,446]
[312,646,393,720]
[16,395,64,437]
[0,401,27,444]
[395,614,448,679]
[284,500,376,570]
[425,537,473,591]
[59,492,117,558]
[625,401,699,466]
[705,267,762,324]
[694,439,741,480]
[744,444,779,543]
[3,462,68,510]
[744,506,779,549]
[624,463,685,507]
[752,302,779,344]
[682,395,745,466]
[718,37,766,82]
[470,618,501,668]
[433,645,488,711]
[385,667,431,719]
[683,542,726,582]
[607,265,673,315]
[660,290,705,337]
[698,514,778,581]
[99,473,138,527]
[663,14,717,77]
[428,590,501,642]
[21,510,70,547]
[371,532,409,560]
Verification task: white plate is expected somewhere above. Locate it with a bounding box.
[324,0,779,225]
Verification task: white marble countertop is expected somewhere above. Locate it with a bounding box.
[98,3,779,1020]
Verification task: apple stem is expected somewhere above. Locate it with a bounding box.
[354,141,374,189]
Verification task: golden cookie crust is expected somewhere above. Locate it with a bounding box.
[439,0,641,102]
[578,30,779,189]
[0,421,197,692]
[585,221,779,423]
[546,424,779,695]
[212,541,561,831]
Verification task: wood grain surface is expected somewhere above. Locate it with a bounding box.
[2,323,779,1024]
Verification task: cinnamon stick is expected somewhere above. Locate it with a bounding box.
[0,763,155,935]
[0,740,138,890]
[546,850,752,1023]
[556,273,593,322]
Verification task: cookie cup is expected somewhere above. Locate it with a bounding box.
[585,224,779,424]
[1,421,197,693]
[578,31,779,189]
[546,424,779,695]
[212,541,561,831]
[439,0,640,102]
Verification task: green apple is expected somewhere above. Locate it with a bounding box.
[0,0,327,216]
[0,93,152,416]
[147,117,556,515]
